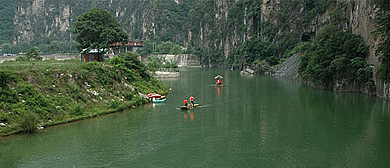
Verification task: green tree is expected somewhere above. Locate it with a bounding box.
[1,43,11,54]
[157,41,174,54]
[73,8,128,56]
[39,44,52,54]
[25,47,42,61]
[136,39,154,57]
[170,45,183,55]
[111,52,150,80]
[11,45,20,54]
[50,41,61,53]
[20,41,32,53]
[68,41,79,53]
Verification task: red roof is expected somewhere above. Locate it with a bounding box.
[112,40,144,47]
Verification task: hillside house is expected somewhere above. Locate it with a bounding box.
[80,49,105,62]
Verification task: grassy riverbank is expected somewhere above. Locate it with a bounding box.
[0,52,168,136]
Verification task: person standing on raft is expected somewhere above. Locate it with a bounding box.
[184,98,188,106]
[190,96,194,107]
[216,78,222,85]
[215,75,223,86]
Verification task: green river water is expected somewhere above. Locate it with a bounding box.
[1,68,390,167]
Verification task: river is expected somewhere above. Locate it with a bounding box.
[1,68,390,167]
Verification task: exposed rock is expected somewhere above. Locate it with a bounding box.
[154,71,180,78]
[84,82,91,89]
[241,67,255,75]
[146,54,200,67]
[270,54,300,80]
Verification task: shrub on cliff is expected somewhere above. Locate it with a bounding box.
[373,2,390,82]
[298,25,372,88]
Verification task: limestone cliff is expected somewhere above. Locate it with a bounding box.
[259,0,390,98]
[12,0,390,98]
[13,0,244,65]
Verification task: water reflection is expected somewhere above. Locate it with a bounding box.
[183,111,194,122]
[217,86,221,97]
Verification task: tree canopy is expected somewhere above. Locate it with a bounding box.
[73,8,128,54]
[298,25,372,88]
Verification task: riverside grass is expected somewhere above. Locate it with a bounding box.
[0,53,168,136]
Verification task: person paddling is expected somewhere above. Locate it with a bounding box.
[190,96,194,107]
[184,98,188,106]
[215,78,222,86]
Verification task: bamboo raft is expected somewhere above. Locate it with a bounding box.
[180,104,201,110]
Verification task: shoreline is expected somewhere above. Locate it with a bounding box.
[0,101,150,138]
[0,53,168,137]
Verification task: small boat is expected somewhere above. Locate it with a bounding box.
[215,75,223,86]
[148,93,166,103]
[152,98,166,103]
[147,93,163,99]
[180,104,201,110]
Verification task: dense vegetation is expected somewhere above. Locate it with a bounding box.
[1,41,79,55]
[73,8,128,54]
[373,0,390,82]
[0,52,168,136]
[298,25,373,89]
[228,0,336,70]
[0,0,14,44]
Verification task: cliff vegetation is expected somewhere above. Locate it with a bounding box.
[374,0,390,82]
[0,0,14,44]
[2,0,390,98]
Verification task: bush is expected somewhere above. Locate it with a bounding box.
[70,104,84,116]
[109,100,120,109]
[13,109,39,132]
[0,70,9,86]
[0,109,8,123]
[123,91,134,100]
[109,56,123,65]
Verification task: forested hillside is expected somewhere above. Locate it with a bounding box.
[0,0,14,44]
[2,0,390,98]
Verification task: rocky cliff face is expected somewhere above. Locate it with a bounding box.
[13,0,244,65]
[12,0,390,98]
[13,0,153,44]
[341,0,387,98]
[260,0,390,98]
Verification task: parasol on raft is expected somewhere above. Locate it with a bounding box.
[214,75,223,79]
